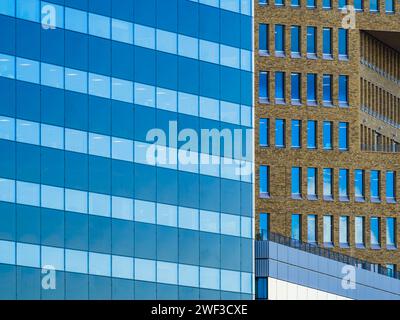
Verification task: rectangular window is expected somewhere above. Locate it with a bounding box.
[307,74,317,105]
[259,24,269,54]
[323,0,332,8]
[370,0,379,11]
[291,73,301,104]
[323,168,333,200]
[338,122,349,151]
[338,0,348,8]
[323,121,333,150]
[292,167,302,199]
[260,118,269,147]
[386,217,396,248]
[307,168,317,199]
[354,0,363,10]
[259,213,269,240]
[275,25,285,56]
[339,216,349,246]
[370,217,380,247]
[370,170,381,202]
[322,28,332,58]
[323,215,333,245]
[260,165,270,197]
[259,71,269,103]
[275,0,285,6]
[291,119,301,148]
[259,0,268,4]
[307,120,317,149]
[339,169,349,201]
[338,75,349,106]
[291,26,301,57]
[322,74,333,105]
[306,27,317,57]
[275,72,285,103]
[355,169,365,201]
[355,216,365,247]
[256,278,268,300]
[291,0,300,6]
[275,119,286,148]
[386,171,396,203]
[307,215,317,243]
[385,0,394,12]
[387,265,396,278]
[338,29,348,59]
[291,214,301,241]
[307,0,316,7]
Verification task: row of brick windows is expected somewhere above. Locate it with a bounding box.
[259,118,349,150]
[259,71,349,107]
[259,24,348,60]
[259,166,396,203]
[258,0,395,14]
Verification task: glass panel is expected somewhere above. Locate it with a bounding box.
[323,121,332,149]
[291,167,301,198]
[355,216,364,245]
[291,119,301,148]
[259,118,269,147]
[65,7,88,33]
[291,214,301,241]
[339,216,349,244]
[275,119,285,147]
[112,18,133,44]
[355,169,365,199]
[339,169,349,199]
[307,215,317,243]
[88,13,110,39]
[370,217,380,246]
[16,58,40,84]
[0,54,15,79]
[307,168,317,197]
[386,217,396,247]
[323,215,332,244]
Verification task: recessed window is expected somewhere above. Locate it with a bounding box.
[259,213,270,240]
[355,216,365,247]
[291,26,301,58]
[307,0,316,7]
[275,72,286,103]
[323,168,333,200]
[339,216,349,247]
[307,120,317,149]
[355,169,365,201]
[370,170,381,202]
[259,71,269,103]
[256,278,268,300]
[323,0,332,8]
[275,25,285,56]
[307,73,317,105]
[339,169,349,201]
[338,75,349,107]
[260,165,270,197]
[291,73,301,104]
[260,118,269,147]
[307,168,317,199]
[291,119,301,148]
[322,28,333,58]
[322,74,333,106]
[307,215,317,244]
[386,217,396,249]
[259,24,269,55]
[338,0,348,9]
[387,265,396,278]
[292,167,302,199]
[275,119,286,148]
[370,0,379,11]
[338,29,349,59]
[370,217,381,248]
[275,0,285,6]
[323,121,333,150]
[291,214,301,241]
[385,0,394,12]
[291,0,300,6]
[338,122,349,151]
[354,0,363,11]
[306,27,317,58]
[386,171,396,203]
[323,215,333,246]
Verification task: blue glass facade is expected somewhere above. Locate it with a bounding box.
[0,0,253,300]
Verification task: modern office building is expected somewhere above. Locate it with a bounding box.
[255,1,400,271]
[0,0,254,299]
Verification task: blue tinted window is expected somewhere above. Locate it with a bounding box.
[292,167,302,198]
[385,0,394,12]
[259,24,269,53]
[0,0,15,16]
[323,74,332,105]
[65,7,88,33]
[323,215,333,244]
[355,169,365,200]
[354,0,363,10]
[370,217,380,246]
[307,168,317,197]
[291,73,301,103]
[275,72,285,102]
[338,0,348,8]
[306,27,316,55]
[291,119,301,148]
[260,165,269,196]
[339,29,348,58]
[256,278,268,300]
[275,119,285,148]
[307,0,316,7]
[307,120,317,149]
[307,215,317,243]
[291,0,300,5]
[259,213,269,240]
[339,75,349,105]
[275,25,285,54]
[339,169,349,200]
[291,214,301,241]
[323,28,332,56]
[323,121,332,149]
[291,26,301,54]
[307,74,317,103]
[339,216,349,245]
[338,122,348,150]
[259,71,269,102]
[17,0,40,22]
[275,0,285,6]
[323,168,333,199]
[260,118,269,147]
[323,0,332,8]
[386,218,396,247]
[386,171,396,202]
[355,216,365,245]
[370,0,379,11]
[370,170,381,202]
[387,264,396,278]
